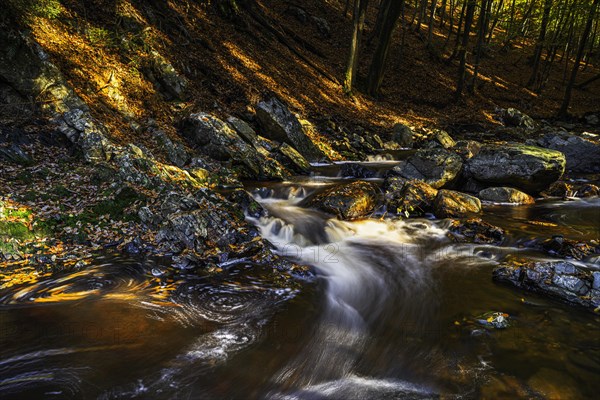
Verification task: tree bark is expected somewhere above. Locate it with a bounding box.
[558,0,600,117]
[344,0,370,93]
[367,0,405,95]
[455,0,476,99]
[527,0,553,87]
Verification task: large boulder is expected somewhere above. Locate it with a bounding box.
[433,189,482,218]
[493,260,600,312]
[478,187,535,204]
[537,132,600,173]
[383,177,438,216]
[465,144,565,193]
[389,148,463,189]
[180,113,287,180]
[303,181,379,220]
[255,97,325,162]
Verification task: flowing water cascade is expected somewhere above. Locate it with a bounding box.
[0,165,599,398]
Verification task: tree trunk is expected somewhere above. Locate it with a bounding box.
[428,0,439,44]
[455,0,476,99]
[527,0,553,87]
[367,0,405,95]
[344,0,370,93]
[470,0,490,93]
[448,0,467,61]
[558,0,600,117]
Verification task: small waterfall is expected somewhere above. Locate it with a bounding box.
[249,190,449,397]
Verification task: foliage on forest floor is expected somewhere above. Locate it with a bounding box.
[4,0,598,157]
[0,136,157,287]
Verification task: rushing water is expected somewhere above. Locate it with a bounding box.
[1,163,599,399]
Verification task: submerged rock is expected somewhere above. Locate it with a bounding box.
[541,181,574,198]
[478,187,535,204]
[465,144,565,193]
[433,190,481,218]
[579,184,600,198]
[255,97,325,162]
[493,260,600,312]
[303,181,379,220]
[537,132,600,173]
[540,236,599,260]
[383,177,438,216]
[389,148,463,189]
[339,163,377,179]
[448,218,504,244]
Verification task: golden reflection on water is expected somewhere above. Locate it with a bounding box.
[0,265,184,307]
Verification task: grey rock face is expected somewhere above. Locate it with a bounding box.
[256,97,325,162]
[537,132,600,173]
[390,148,463,189]
[493,260,600,312]
[181,112,287,180]
[392,123,414,148]
[478,187,535,204]
[154,129,189,167]
[227,116,258,145]
[0,28,86,116]
[466,144,565,193]
[58,108,113,162]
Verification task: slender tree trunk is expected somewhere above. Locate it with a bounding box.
[442,0,456,51]
[503,0,517,47]
[456,0,476,99]
[527,0,553,87]
[440,0,449,28]
[344,0,352,17]
[558,0,600,117]
[428,0,439,44]
[415,0,428,33]
[344,0,370,93]
[449,0,467,60]
[367,0,405,95]
[520,0,538,37]
[470,0,490,93]
[486,0,505,43]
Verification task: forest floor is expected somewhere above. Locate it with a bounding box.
[7,0,598,154]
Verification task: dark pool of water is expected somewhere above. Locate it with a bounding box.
[1,172,599,399]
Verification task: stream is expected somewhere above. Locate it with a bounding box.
[1,160,599,399]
